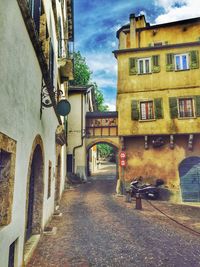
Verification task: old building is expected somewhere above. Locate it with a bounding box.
[67,85,96,181]
[114,14,200,202]
[0,0,73,266]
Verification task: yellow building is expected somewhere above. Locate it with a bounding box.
[114,14,200,202]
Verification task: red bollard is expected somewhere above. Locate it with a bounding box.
[135,193,142,210]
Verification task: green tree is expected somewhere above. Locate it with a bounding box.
[72,51,92,86]
[93,83,109,111]
[72,51,109,111]
[97,144,115,161]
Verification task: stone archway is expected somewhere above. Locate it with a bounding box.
[86,139,119,178]
[25,135,45,242]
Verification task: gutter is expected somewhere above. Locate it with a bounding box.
[72,93,84,173]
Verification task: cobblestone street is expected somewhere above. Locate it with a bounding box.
[27,163,200,267]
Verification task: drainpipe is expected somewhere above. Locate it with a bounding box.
[72,93,84,173]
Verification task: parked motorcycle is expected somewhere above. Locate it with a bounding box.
[125,178,164,202]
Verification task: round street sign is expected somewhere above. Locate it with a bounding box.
[56,99,71,116]
[120,151,126,159]
[120,159,126,167]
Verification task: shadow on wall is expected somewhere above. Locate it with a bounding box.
[158,187,173,201]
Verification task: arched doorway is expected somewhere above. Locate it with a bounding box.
[25,143,44,241]
[179,157,200,202]
[86,141,119,179]
[55,153,61,205]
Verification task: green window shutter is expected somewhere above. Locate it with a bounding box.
[152,55,160,73]
[166,53,174,71]
[131,100,139,120]
[195,96,200,117]
[154,98,163,119]
[190,51,199,69]
[169,97,178,118]
[129,58,138,75]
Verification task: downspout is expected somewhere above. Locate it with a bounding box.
[72,93,84,173]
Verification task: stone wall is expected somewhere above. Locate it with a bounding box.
[0,133,16,226]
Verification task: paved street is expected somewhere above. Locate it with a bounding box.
[27,163,200,267]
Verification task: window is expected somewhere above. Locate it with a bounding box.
[138,58,151,74]
[47,161,52,198]
[178,98,194,118]
[140,101,154,120]
[0,133,16,226]
[175,53,189,70]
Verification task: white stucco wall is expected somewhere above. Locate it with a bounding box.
[0,1,67,266]
[68,91,93,180]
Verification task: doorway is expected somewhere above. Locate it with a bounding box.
[55,154,61,205]
[26,144,44,241]
[179,156,200,202]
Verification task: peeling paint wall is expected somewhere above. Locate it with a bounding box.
[122,135,200,202]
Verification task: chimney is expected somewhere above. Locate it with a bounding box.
[129,13,137,48]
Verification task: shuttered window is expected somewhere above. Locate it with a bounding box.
[169,97,178,118]
[131,100,139,120]
[190,51,199,69]
[129,58,137,75]
[178,98,194,118]
[166,53,175,71]
[28,0,42,34]
[152,55,160,73]
[138,58,151,74]
[49,40,54,86]
[140,101,154,120]
[154,98,163,119]
[175,53,189,70]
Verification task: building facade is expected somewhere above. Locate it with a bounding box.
[0,0,73,266]
[114,14,200,202]
[67,85,96,181]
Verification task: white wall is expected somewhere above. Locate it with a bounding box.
[0,1,67,266]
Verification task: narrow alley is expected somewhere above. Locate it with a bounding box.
[27,163,200,267]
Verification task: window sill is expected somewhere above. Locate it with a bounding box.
[174,68,190,72]
[137,72,152,75]
[177,116,196,120]
[139,119,156,122]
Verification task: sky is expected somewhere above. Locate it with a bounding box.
[73,0,200,111]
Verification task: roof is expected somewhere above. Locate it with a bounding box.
[68,85,94,93]
[116,16,200,39]
[86,111,118,118]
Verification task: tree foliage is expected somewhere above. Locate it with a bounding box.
[72,51,92,86]
[93,83,109,112]
[97,144,115,160]
[72,51,109,111]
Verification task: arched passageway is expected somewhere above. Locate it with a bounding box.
[25,142,44,241]
[86,141,119,180]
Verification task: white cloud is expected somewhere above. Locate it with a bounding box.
[105,102,116,111]
[86,53,117,76]
[93,77,116,88]
[155,0,200,24]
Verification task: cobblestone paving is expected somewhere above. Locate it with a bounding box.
[27,172,200,267]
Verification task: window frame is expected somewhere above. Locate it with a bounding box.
[138,57,151,74]
[177,97,195,119]
[175,53,189,71]
[139,100,155,121]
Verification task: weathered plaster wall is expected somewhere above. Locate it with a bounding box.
[0,1,66,266]
[123,135,200,202]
